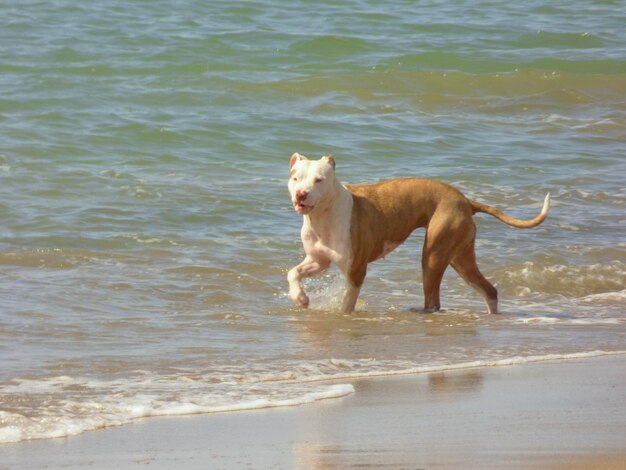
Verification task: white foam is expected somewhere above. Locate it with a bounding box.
[281,350,626,384]
[0,380,354,444]
[542,114,617,130]
[543,113,571,123]
[580,290,626,303]
[2,351,625,444]
[572,118,616,129]
[511,316,623,325]
[515,316,560,324]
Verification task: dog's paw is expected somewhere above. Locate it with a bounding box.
[295,292,310,308]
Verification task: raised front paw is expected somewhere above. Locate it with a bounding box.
[293,291,310,308]
[296,292,310,308]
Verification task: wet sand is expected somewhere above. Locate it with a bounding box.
[4,354,625,469]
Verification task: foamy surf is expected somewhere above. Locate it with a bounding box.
[580,290,626,303]
[512,315,624,325]
[0,381,355,444]
[2,351,624,444]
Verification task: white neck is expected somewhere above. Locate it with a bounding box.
[304,180,353,240]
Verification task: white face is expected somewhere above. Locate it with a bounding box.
[288,153,336,215]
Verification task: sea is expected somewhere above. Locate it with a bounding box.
[1,0,625,443]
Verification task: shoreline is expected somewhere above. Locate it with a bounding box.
[2,350,624,445]
[4,354,626,469]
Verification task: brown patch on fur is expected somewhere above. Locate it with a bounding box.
[346,178,462,287]
[342,177,548,312]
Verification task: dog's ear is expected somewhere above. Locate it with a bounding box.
[324,155,336,170]
[290,153,307,169]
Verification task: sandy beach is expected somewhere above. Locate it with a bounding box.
[4,354,625,469]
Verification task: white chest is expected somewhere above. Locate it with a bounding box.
[302,218,352,272]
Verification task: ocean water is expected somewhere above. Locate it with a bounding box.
[1,0,625,443]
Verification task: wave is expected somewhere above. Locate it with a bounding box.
[1,350,624,444]
[0,248,123,270]
[493,260,626,298]
[580,289,626,304]
[542,113,624,132]
[378,52,626,74]
[0,376,355,444]
[510,314,624,326]
[253,350,626,384]
[258,68,626,103]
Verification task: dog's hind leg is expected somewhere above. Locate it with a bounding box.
[421,209,477,313]
[421,228,454,312]
[450,238,498,314]
[421,249,449,312]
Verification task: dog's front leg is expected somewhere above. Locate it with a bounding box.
[288,255,330,308]
[340,283,361,313]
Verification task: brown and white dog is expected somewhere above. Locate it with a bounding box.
[287,153,550,314]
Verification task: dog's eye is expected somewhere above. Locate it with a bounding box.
[292,177,298,182]
[314,177,323,184]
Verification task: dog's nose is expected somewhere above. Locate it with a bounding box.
[295,189,309,202]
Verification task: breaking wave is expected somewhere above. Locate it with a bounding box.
[2,350,624,444]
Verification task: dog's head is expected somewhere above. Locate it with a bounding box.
[288,153,337,215]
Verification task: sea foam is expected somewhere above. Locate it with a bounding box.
[2,351,624,444]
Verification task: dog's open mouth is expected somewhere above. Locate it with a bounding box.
[294,202,314,214]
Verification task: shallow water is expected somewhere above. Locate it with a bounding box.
[1,0,625,442]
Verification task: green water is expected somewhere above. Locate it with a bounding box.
[0,0,625,443]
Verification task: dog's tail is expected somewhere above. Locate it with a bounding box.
[470,193,550,228]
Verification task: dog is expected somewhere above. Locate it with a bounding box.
[287,153,550,314]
